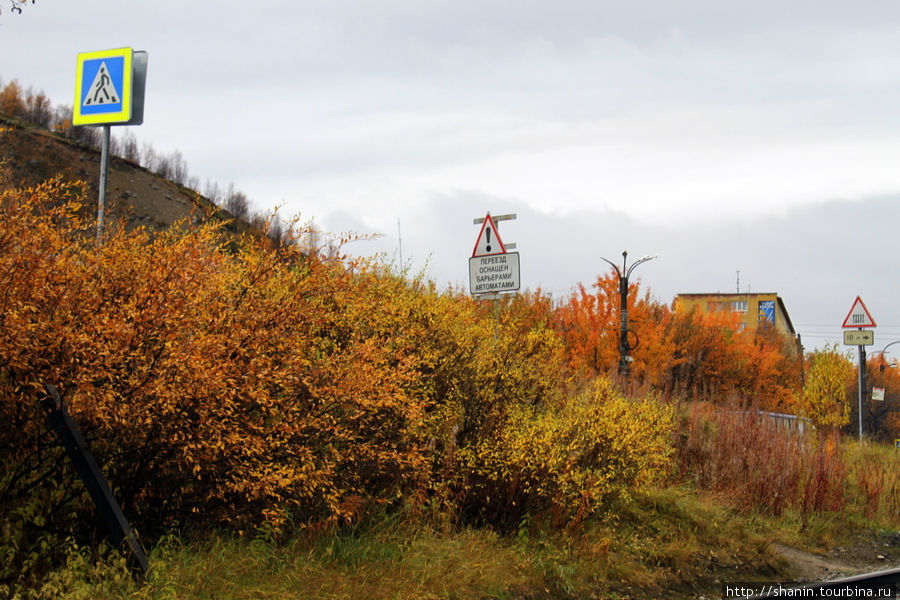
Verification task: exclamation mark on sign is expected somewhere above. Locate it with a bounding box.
[486,227,492,253]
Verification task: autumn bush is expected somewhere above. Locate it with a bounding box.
[4,171,676,588]
[0,181,524,521]
[0,178,439,586]
[459,378,674,531]
[801,345,855,429]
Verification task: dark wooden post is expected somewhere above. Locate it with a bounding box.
[41,384,149,575]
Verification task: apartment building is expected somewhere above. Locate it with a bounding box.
[674,292,798,340]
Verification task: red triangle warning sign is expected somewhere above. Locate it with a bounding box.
[842,296,876,328]
[472,214,506,257]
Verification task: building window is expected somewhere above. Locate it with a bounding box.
[731,300,748,313]
[708,301,724,312]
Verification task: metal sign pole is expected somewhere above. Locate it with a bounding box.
[74,47,148,244]
[97,124,110,244]
[858,343,866,441]
[841,297,877,442]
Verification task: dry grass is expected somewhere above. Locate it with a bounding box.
[843,440,900,525]
[676,402,846,517]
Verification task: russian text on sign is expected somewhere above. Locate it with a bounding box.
[469,252,520,294]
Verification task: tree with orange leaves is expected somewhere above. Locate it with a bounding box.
[553,271,804,406]
[553,271,671,387]
[866,354,900,440]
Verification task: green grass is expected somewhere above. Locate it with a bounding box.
[11,486,854,600]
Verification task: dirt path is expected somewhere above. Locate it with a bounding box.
[772,533,900,583]
[771,543,865,581]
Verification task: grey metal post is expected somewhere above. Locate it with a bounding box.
[858,343,866,441]
[97,125,111,244]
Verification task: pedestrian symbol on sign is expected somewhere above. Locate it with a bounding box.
[83,62,120,106]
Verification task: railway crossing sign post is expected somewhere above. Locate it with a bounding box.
[469,213,520,298]
[842,296,877,441]
[73,47,148,243]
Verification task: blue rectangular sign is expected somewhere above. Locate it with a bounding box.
[78,56,125,115]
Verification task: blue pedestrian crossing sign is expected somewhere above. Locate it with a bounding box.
[73,47,147,126]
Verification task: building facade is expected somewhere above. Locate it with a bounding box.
[674,293,798,340]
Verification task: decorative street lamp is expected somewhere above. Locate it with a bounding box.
[600,251,657,378]
[873,341,900,381]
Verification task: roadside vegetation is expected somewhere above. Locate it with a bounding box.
[3,82,900,599]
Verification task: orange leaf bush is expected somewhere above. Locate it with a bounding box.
[0,174,576,556]
[553,273,803,409]
[0,177,432,539]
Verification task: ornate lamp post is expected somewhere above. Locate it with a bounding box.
[600,251,657,378]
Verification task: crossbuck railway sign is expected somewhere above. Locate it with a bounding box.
[468,213,520,295]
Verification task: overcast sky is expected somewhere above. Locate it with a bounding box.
[2,1,900,354]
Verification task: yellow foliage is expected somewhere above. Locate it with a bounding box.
[0,172,579,540]
[803,345,855,428]
[460,378,673,529]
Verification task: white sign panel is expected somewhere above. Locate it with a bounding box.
[469,252,520,295]
[843,329,874,346]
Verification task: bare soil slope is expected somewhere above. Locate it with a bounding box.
[1,115,235,232]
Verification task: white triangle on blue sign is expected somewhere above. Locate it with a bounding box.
[83,62,120,106]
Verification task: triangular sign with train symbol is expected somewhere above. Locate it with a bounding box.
[842,296,876,329]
